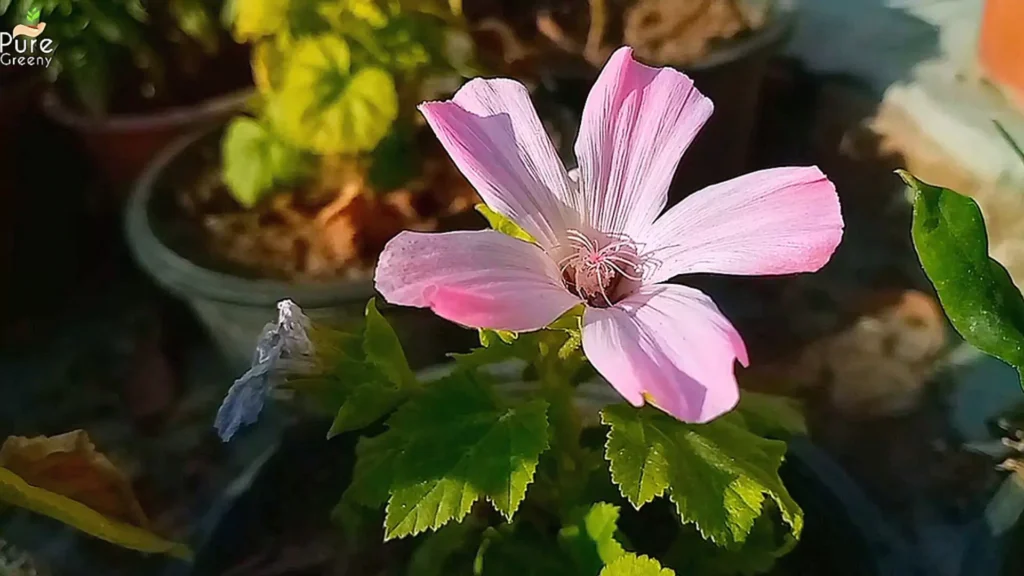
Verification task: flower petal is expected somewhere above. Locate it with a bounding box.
[375,230,581,331]
[581,284,747,423]
[641,166,844,284]
[574,47,713,237]
[419,78,574,248]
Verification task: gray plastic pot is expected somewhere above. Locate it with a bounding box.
[125,128,476,373]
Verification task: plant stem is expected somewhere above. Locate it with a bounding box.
[535,343,587,517]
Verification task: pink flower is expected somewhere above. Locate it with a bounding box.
[374,47,843,423]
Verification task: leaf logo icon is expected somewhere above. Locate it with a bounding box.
[25,6,41,25]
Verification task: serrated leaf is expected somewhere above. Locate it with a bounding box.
[599,553,675,576]
[900,171,1024,385]
[222,117,306,207]
[383,375,550,539]
[558,502,626,574]
[601,406,803,549]
[364,299,415,388]
[735,392,807,438]
[475,204,536,244]
[274,35,398,154]
[0,431,191,559]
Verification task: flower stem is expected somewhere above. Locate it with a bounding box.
[535,339,587,516]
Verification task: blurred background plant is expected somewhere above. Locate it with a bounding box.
[221,0,476,209]
[0,0,234,116]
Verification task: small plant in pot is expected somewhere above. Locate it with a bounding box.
[182,46,888,576]
[126,0,483,371]
[0,0,253,188]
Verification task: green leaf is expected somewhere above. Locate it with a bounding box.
[601,406,803,549]
[0,469,192,559]
[327,377,404,437]
[900,171,1024,385]
[326,300,416,437]
[222,116,306,207]
[383,374,550,539]
[599,553,675,576]
[364,299,415,388]
[558,502,626,574]
[273,35,398,154]
[475,204,536,244]
[735,392,807,438]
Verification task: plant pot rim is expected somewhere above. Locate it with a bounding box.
[683,0,798,72]
[125,124,376,308]
[42,87,254,133]
[539,0,798,79]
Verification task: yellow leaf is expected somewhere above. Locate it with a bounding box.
[234,0,290,42]
[0,431,192,560]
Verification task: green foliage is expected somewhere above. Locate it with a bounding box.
[287,298,808,572]
[600,553,675,576]
[273,35,398,154]
[222,116,308,207]
[223,0,476,204]
[900,171,1024,386]
[325,299,416,437]
[339,373,550,540]
[557,503,626,574]
[601,405,803,550]
[475,204,537,244]
[1,0,226,115]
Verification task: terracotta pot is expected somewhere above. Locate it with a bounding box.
[42,89,252,194]
[979,0,1024,111]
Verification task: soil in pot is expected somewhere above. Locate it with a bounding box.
[163,131,480,282]
[130,126,483,371]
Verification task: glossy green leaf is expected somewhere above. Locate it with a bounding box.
[274,35,398,154]
[599,553,675,576]
[0,466,191,559]
[222,117,307,207]
[475,204,536,244]
[601,406,803,549]
[901,171,1024,385]
[381,374,550,539]
[558,502,626,574]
